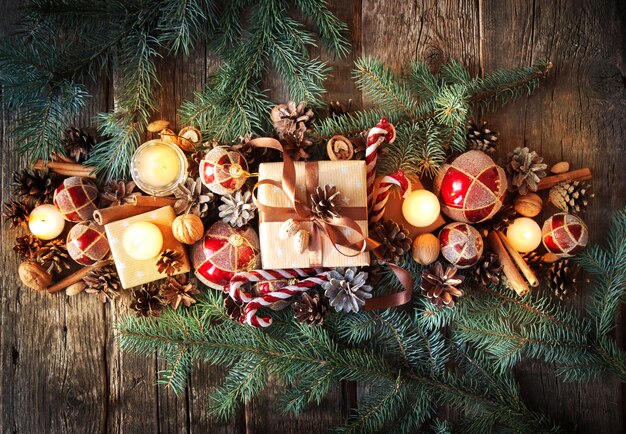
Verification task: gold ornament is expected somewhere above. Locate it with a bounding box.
[412,233,440,265]
[172,214,205,245]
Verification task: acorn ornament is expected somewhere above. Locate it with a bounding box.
[66,222,110,265]
[542,213,589,257]
[439,222,483,269]
[199,147,250,195]
[53,176,99,222]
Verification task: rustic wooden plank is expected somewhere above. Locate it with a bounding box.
[480,0,625,432]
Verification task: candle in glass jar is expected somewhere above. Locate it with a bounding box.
[122,221,164,261]
[506,217,542,252]
[401,190,441,227]
[28,204,65,240]
[131,140,187,196]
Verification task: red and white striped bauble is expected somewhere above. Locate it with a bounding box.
[199,147,248,195]
[66,222,110,265]
[53,176,99,222]
[439,222,483,269]
[542,213,589,257]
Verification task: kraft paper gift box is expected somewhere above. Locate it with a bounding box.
[105,206,190,289]
[257,160,370,269]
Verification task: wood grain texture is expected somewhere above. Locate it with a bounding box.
[0,1,624,433]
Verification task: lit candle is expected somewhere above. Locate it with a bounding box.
[28,204,65,240]
[131,140,187,196]
[401,190,441,227]
[122,221,164,261]
[506,217,542,252]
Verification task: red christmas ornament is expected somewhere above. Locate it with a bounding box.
[53,176,99,222]
[66,222,110,265]
[191,221,260,290]
[542,213,588,257]
[439,222,484,268]
[433,150,507,223]
[199,147,249,195]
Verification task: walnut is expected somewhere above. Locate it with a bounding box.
[172,214,205,244]
[18,261,52,291]
[327,135,354,160]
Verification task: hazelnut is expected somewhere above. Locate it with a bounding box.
[514,193,543,217]
[178,126,202,151]
[18,262,52,291]
[412,233,440,265]
[147,119,170,133]
[172,214,205,245]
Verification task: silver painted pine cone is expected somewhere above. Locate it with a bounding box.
[322,267,372,313]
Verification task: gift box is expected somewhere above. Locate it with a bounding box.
[257,160,370,269]
[104,206,190,288]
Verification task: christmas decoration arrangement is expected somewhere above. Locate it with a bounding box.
[2,3,624,433]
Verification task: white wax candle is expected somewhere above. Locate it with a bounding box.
[122,221,164,261]
[401,190,441,227]
[137,144,181,187]
[29,204,65,240]
[506,217,542,252]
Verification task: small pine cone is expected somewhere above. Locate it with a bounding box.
[420,261,465,309]
[100,180,141,207]
[466,120,498,154]
[161,274,199,309]
[474,253,502,286]
[2,199,33,228]
[546,259,581,300]
[218,190,257,227]
[371,219,412,264]
[505,147,548,195]
[130,284,164,317]
[292,291,330,326]
[548,181,593,214]
[37,239,71,276]
[282,132,315,161]
[477,205,518,237]
[328,99,352,117]
[521,250,549,276]
[63,127,96,162]
[322,267,372,313]
[174,177,214,218]
[310,184,341,221]
[84,264,121,303]
[14,234,43,259]
[186,150,204,178]
[229,134,280,168]
[12,169,58,205]
[270,101,314,139]
[156,249,184,276]
[224,297,244,321]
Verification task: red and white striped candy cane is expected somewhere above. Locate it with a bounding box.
[366,117,396,208]
[369,169,411,225]
[243,273,329,327]
[227,268,324,303]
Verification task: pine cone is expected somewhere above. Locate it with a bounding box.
[13,234,43,259]
[328,99,352,117]
[323,267,373,313]
[161,275,199,309]
[229,134,280,168]
[218,190,257,227]
[100,180,141,207]
[466,120,498,154]
[310,184,341,221]
[420,261,465,309]
[476,205,518,237]
[282,132,315,161]
[474,253,503,286]
[271,101,314,139]
[292,291,330,326]
[505,147,548,195]
[546,259,581,300]
[156,249,184,276]
[186,150,204,178]
[130,284,164,317]
[84,264,120,303]
[63,127,95,162]
[2,199,33,228]
[12,169,58,205]
[37,239,71,275]
[371,219,412,264]
[548,181,593,214]
[174,177,213,218]
[224,297,244,321]
[521,250,549,276]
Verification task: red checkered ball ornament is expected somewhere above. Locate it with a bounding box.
[542,213,588,257]
[433,150,507,223]
[439,222,484,268]
[53,176,99,222]
[199,147,249,195]
[190,221,261,290]
[66,222,110,265]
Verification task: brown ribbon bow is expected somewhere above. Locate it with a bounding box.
[248,137,414,310]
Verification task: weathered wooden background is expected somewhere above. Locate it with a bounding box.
[1,0,625,433]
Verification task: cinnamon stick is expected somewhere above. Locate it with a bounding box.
[537,168,591,191]
[496,231,539,287]
[130,195,177,208]
[34,160,96,179]
[486,232,529,296]
[47,260,113,294]
[93,204,159,225]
